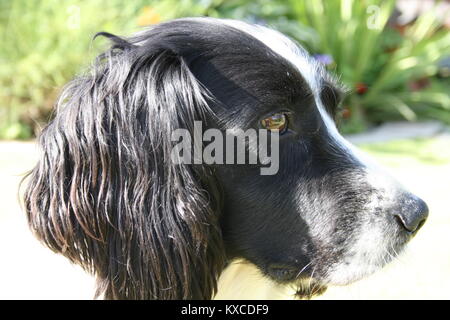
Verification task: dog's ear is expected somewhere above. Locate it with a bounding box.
[23,32,226,299]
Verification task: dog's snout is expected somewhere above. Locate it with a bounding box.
[394,194,429,233]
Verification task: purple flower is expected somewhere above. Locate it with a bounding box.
[313,54,334,66]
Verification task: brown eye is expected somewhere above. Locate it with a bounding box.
[261,113,289,134]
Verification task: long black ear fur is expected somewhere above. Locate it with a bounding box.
[23,28,226,299]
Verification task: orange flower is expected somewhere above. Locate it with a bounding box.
[355,82,368,95]
[341,107,351,119]
[137,6,161,26]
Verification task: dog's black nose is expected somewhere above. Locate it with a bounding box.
[395,193,429,233]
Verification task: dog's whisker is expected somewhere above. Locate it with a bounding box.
[295,261,313,279]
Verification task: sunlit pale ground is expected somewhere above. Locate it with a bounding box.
[1,134,449,299]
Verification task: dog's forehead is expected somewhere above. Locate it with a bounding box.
[216,19,324,95]
[158,18,323,110]
[193,18,322,89]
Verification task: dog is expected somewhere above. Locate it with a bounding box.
[23,17,428,299]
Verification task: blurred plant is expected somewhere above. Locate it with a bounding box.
[0,0,155,139]
[283,0,450,133]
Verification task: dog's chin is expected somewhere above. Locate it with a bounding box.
[293,279,328,299]
[265,265,328,299]
[265,245,403,299]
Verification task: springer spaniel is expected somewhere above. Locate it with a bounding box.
[23,18,428,299]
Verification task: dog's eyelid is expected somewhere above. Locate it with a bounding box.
[261,109,293,118]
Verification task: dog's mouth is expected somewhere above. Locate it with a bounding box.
[266,264,300,282]
[265,232,413,299]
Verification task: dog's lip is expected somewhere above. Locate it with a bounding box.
[266,264,300,282]
[266,263,313,283]
[266,264,328,298]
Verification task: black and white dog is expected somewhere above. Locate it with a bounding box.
[23,18,428,299]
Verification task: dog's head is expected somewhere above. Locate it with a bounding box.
[23,18,428,299]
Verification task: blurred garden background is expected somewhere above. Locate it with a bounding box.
[0,0,449,299]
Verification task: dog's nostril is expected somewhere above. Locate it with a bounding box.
[395,196,429,233]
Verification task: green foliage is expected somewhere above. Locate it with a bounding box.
[1,0,146,138]
[360,137,450,166]
[279,0,450,133]
[1,0,449,139]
